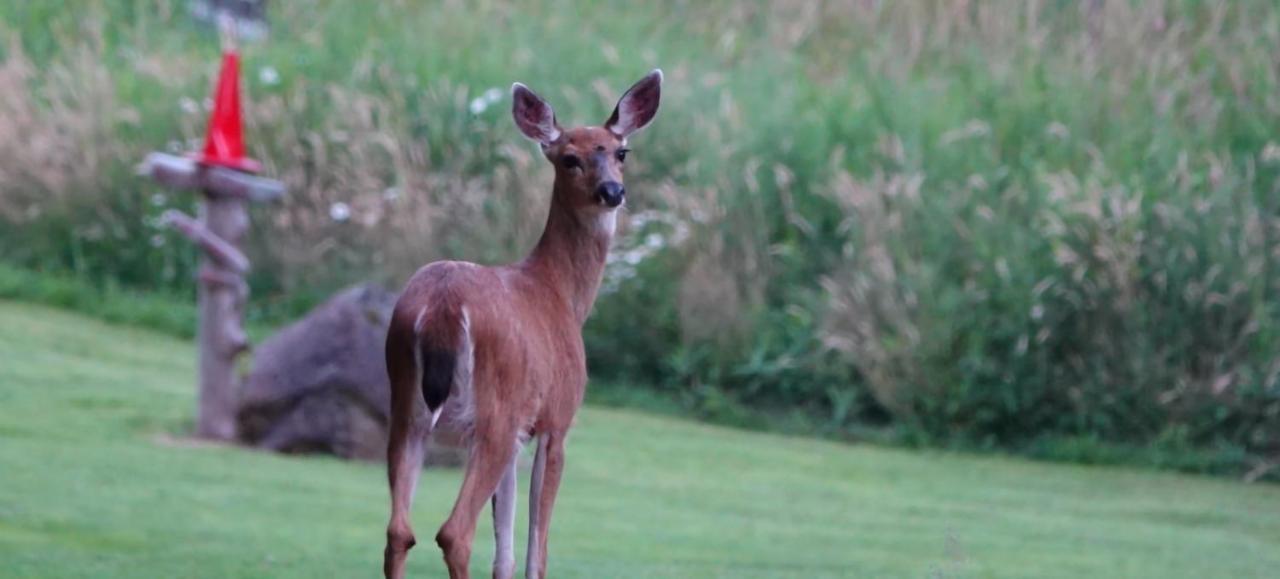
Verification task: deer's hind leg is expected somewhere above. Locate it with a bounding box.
[383,324,439,579]
[492,451,519,579]
[383,405,434,578]
[435,418,520,579]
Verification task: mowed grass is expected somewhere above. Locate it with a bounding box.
[1,301,1278,578]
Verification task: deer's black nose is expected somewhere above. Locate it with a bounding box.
[594,182,625,208]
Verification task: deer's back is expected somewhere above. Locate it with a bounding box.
[391,260,587,430]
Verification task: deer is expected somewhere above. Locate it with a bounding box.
[381,69,663,579]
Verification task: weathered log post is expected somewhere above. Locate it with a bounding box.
[140,154,282,439]
[139,27,283,440]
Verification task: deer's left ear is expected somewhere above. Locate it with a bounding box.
[605,69,663,138]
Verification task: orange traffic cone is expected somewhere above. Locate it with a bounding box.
[193,50,261,173]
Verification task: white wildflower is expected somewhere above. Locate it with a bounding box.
[258,66,280,86]
[469,87,504,115]
[1262,142,1280,164]
[329,202,351,223]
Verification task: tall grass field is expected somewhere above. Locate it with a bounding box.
[1,1,1277,477]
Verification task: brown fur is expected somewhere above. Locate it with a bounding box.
[382,71,661,579]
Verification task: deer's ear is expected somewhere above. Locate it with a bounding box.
[605,69,663,139]
[511,83,561,145]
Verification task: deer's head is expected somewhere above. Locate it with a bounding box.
[511,70,663,212]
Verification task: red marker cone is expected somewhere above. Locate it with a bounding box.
[194,50,261,173]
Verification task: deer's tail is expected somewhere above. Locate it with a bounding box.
[409,303,473,421]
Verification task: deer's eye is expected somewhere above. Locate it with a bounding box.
[562,154,582,170]
[616,148,630,163]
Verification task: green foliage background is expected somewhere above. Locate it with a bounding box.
[2,0,1277,478]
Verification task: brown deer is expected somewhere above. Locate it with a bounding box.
[382,70,663,579]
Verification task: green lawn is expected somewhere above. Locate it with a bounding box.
[1,301,1278,578]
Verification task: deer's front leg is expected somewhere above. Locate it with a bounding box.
[524,432,566,579]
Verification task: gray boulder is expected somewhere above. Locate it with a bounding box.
[236,283,465,465]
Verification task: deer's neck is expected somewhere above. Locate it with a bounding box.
[522,187,615,324]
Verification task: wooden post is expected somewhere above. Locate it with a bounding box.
[140,153,283,440]
[198,192,246,440]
